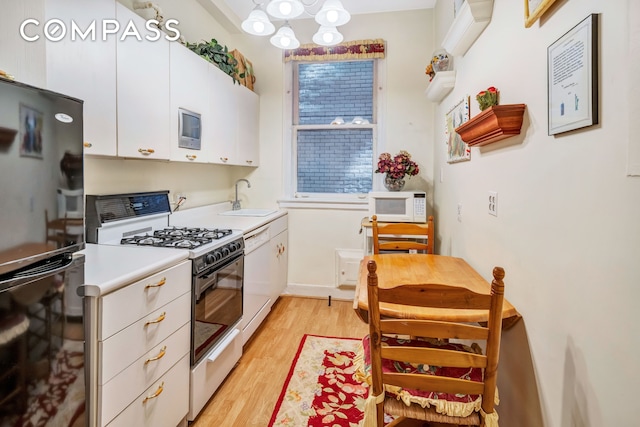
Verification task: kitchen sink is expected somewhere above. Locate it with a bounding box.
[219,209,277,217]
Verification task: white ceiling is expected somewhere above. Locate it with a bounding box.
[222,0,436,22]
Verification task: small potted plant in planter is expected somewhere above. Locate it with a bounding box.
[186,39,245,84]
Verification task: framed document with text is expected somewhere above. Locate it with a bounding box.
[547,14,599,135]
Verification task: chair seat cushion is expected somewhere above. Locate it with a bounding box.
[356,334,486,418]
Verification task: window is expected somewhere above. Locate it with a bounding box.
[290,60,379,199]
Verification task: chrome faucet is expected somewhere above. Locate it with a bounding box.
[232,179,251,210]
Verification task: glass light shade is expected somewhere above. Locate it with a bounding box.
[266,0,304,19]
[241,9,275,36]
[270,23,300,49]
[315,0,351,26]
[312,26,343,46]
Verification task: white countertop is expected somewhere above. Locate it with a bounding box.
[170,203,287,234]
[79,203,286,297]
[80,244,190,297]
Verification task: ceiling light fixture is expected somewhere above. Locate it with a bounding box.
[242,0,351,49]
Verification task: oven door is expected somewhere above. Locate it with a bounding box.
[192,254,243,365]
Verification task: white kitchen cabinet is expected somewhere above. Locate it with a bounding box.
[0,0,116,156]
[115,2,171,160]
[169,42,211,163]
[269,216,288,303]
[209,65,260,167]
[235,84,260,167]
[209,64,238,165]
[96,260,191,427]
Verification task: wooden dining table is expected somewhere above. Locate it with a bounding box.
[353,253,522,329]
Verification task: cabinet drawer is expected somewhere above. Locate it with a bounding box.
[100,323,190,426]
[99,292,190,384]
[106,354,190,427]
[99,260,190,340]
[270,214,288,237]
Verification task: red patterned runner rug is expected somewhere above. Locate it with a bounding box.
[268,334,369,427]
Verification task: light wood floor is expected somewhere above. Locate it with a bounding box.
[190,296,369,426]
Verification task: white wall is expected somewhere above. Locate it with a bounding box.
[433,0,638,425]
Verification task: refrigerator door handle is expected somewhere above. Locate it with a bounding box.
[0,252,78,291]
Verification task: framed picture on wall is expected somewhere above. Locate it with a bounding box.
[524,0,559,28]
[547,14,599,136]
[19,104,44,159]
[446,97,470,163]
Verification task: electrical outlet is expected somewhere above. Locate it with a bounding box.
[488,191,498,216]
[457,203,462,222]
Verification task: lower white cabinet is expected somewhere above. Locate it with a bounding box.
[269,216,288,303]
[96,260,191,427]
[107,355,190,427]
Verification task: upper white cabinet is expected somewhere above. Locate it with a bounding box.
[115,3,171,160]
[45,0,118,156]
[236,84,260,167]
[170,42,211,163]
[209,65,238,165]
[209,68,260,167]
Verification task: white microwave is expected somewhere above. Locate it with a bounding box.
[368,191,427,223]
[178,107,201,150]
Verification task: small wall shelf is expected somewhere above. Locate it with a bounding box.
[455,104,526,146]
[442,0,494,57]
[424,71,456,102]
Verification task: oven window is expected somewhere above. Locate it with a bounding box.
[193,256,243,364]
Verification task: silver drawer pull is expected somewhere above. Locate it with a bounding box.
[145,277,167,289]
[186,154,197,160]
[144,312,166,327]
[144,346,167,365]
[138,148,155,155]
[220,156,228,162]
[142,382,164,403]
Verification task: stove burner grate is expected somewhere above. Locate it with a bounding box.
[120,227,234,248]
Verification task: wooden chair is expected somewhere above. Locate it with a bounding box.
[45,209,69,248]
[362,260,505,427]
[372,215,434,254]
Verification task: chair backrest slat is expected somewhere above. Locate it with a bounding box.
[383,372,486,396]
[380,319,490,341]
[381,346,487,369]
[378,284,493,309]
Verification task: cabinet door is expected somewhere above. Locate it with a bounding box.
[209,64,237,165]
[115,3,170,160]
[270,229,288,303]
[45,0,117,156]
[169,42,211,163]
[236,85,260,167]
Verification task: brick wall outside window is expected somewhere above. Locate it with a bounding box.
[295,61,375,194]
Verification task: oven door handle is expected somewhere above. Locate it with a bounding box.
[207,328,240,363]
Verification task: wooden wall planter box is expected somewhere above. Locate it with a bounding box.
[0,127,17,145]
[455,104,526,146]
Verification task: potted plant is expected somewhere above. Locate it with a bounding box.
[375,150,420,191]
[186,39,245,84]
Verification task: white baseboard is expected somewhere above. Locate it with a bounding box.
[282,283,356,301]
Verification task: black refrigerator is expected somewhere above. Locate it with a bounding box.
[0,77,86,426]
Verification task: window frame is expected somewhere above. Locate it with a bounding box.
[281,58,386,209]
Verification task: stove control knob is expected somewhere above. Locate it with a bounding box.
[229,242,239,252]
[214,250,223,261]
[222,246,230,256]
[205,254,215,265]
